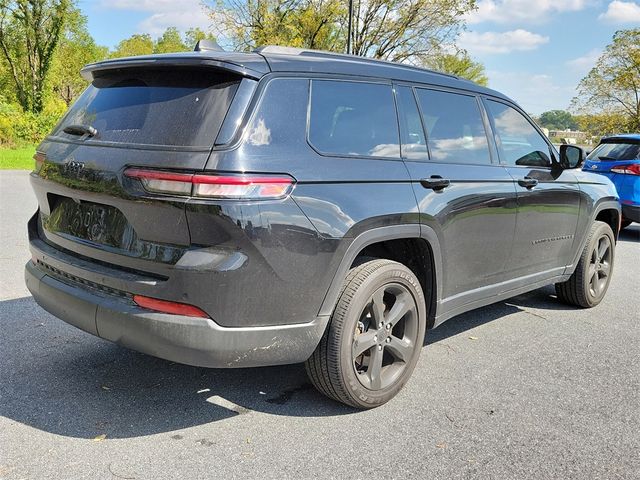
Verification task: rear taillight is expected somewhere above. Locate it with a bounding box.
[124,168,295,199]
[133,295,210,318]
[611,164,640,175]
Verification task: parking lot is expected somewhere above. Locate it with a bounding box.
[1,169,639,479]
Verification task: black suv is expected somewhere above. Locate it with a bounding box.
[25,45,621,408]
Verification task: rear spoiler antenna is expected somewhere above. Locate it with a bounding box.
[194,40,225,52]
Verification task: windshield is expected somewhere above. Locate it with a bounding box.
[586,141,640,161]
[52,67,240,148]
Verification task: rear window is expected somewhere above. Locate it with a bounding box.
[308,80,400,158]
[53,68,240,148]
[587,142,640,161]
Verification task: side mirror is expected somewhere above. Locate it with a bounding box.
[559,145,585,169]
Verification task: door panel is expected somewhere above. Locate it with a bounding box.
[484,99,581,277]
[408,163,518,298]
[398,86,518,300]
[503,166,581,276]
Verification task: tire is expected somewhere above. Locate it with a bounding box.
[620,220,632,230]
[555,221,615,308]
[305,259,426,409]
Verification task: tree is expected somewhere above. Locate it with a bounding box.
[575,112,630,139]
[210,0,476,62]
[349,0,475,62]
[48,9,107,106]
[538,110,578,131]
[184,27,217,49]
[154,26,187,54]
[572,29,640,133]
[0,0,72,113]
[424,51,487,86]
[110,33,153,58]
[211,0,344,52]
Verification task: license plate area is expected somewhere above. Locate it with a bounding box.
[44,195,131,248]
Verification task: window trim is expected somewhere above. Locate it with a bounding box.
[393,83,431,162]
[305,78,403,161]
[409,85,496,167]
[481,96,558,169]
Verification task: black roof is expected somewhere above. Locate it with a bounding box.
[82,46,511,102]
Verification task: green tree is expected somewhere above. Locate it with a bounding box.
[349,0,475,62]
[211,0,475,61]
[538,110,578,131]
[184,27,217,49]
[572,29,640,132]
[154,26,187,53]
[424,51,487,86]
[111,33,153,58]
[48,9,107,106]
[211,0,345,51]
[0,0,72,113]
[575,112,630,139]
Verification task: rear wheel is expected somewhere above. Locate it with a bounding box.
[305,259,426,408]
[555,221,615,308]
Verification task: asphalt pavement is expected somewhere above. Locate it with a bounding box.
[1,170,639,479]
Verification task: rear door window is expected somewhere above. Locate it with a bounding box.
[308,80,400,158]
[53,68,240,148]
[485,100,552,167]
[415,88,491,165]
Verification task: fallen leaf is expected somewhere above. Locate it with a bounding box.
[101,386,110,391]
[468,336,478,340]
[92,434,107,442]
[436,442,447,449]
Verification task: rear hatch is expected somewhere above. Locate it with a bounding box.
[31,63,252,275]
[583,139,640,179]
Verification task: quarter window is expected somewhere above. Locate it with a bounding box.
[415,89,491,165]
[308,80,400,158]
[395,86,428,160]
[486,100,552,167]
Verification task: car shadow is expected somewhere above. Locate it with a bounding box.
[619,224,639,243]
[0,289,576,439]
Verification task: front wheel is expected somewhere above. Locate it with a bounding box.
[555,221,615,308]
[305,259,426,408]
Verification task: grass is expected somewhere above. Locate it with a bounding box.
[0,145,36,170]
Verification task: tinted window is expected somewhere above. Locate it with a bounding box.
[486,100,551,167]
[309,80,400,158]
[396,86,427,160]
[53,68,240,148]
[586,142,640,161]
[416,89,490,164]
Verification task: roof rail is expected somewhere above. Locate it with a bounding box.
[254,45,309,55]
[194,39,225,52]
[252,45,459,80]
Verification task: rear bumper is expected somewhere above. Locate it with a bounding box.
[25,261,328,368]
[622,204,640,223]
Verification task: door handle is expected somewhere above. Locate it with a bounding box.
[420,176,450,191]
[518,177,538,189]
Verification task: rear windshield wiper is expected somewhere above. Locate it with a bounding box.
[63,124,98,137]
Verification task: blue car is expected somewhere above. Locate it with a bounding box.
[583,134,640,229]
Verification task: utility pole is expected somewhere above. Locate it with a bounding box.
[347,0,353,55]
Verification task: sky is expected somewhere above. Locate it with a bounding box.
[77,0,640,115]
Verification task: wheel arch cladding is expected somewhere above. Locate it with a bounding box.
[318,225,441,329]
[595,208,621,240]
